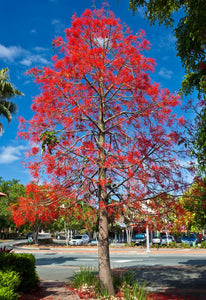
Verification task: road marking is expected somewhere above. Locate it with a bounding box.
[77,258,95,261]
[113,259,143,263]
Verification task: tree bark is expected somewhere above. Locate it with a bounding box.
[98,81,115,295]
[33,223,40,245]
[98,201,114,295]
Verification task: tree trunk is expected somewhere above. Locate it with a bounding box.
[33,223,40,245]
[98,83,115,294]
[33,230,38,245]
[98,200,114,295]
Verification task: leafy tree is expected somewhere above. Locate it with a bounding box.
[9,182,58,244]
[128,0,206,174]
[180,177,206,232]
[0,178,25,235]
[57,200,97,233]
[129,0,206,97]
[0,68,23,134]
[19,7,189,294]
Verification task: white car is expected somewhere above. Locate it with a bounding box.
[161,235,175,245]
[69,234,89,246]
[152,235,161,245]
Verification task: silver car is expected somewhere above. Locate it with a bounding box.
[69,234,90,246]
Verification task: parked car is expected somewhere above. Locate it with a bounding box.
[90,238,98,246]
[152,235,161,245]
[181,233,200,246]
[161,235,175,245]
[69,234,90,246]
[132,233,146,246]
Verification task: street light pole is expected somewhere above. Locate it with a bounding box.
[146,224,150,253]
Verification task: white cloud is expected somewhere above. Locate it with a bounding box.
[0,44,27,61]
[0,145,27,164]
[158,67,173,79]
[33,46,48,52]
[0,43,50,67]
[51,19,65,33]
[159,33,176,49]
[20,55,50,66]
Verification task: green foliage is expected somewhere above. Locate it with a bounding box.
[0,287,19,300]
[70,267,148,299]
[38,238,53,244]
[128,1,206,173]
[180,179,206,231]
[129,0,181,26]
[125,242,136,247]
[194,109,206,176]
[70,266,97,288]
[0,67,23,133]
[0,177,25,233]
[0,269,21,290]
[0,269,21,300]
[129,0,206,98]
[200,241,206,248]
[151,242,178,248]
[0,252,39,292]
[179,243,191,248]
[123,281,148,300]
[169,242,178,248]
[40,131,59,154]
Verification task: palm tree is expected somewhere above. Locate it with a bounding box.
[0,67,23,134]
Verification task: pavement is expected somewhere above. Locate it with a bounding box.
[2,240,206,299]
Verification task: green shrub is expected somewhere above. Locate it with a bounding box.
[151,243,161,248]
[125,242,136,247]
[71,266,97,288]
[0,252,39,292]
[170,242,178,248]
[200,241,206,248]
[0,270,20,300]
[70,267,148,299]
[0,269,21,290]
[38,238,53,244]
[179,243,191,248]
[123,281,148,300]
[0,287,19,300]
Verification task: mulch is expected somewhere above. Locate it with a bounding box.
[18,280,199,300]
[19,281,80,300]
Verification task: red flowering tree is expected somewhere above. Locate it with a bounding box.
[19,7,189,294]
[9,182,58,244]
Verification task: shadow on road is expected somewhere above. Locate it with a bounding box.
[36,255,79,266]
[113,264,206,299]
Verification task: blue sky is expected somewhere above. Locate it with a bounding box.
[0,0,186,185]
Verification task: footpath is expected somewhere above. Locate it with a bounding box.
[4,241,206,299]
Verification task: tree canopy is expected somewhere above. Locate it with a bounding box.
[129,0,206,175]
[0,67,23,134]
[9,182,58,244]
[129,0,206,97]
[0,178,25,232]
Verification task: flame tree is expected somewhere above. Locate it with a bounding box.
[19,7,189,294]
[9,182,58,244]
